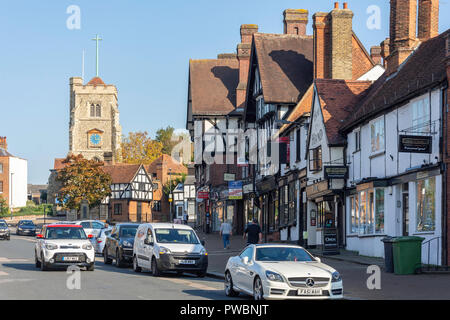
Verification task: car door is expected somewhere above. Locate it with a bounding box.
[239,246,256,293]
[36,226,45,258]
[142,226,154,268]
[106,227,117,257]
[234,247,253,292]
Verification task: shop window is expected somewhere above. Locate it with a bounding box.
[375,189,385,233]
[288,181,296,224]
[350,188,385,235]
[416,177,435,232]
[350,196,359,234]
[309,146,322,172]
[370,117,385,153]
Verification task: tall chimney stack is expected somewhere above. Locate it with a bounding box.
[370,46,383,65]
[418,0,439,41]
[385,0,418,76]
[330,2,354,79]
[236,24,258,109]
[380,38,390,68]
[283,9,308,36]
[0,137,7,150]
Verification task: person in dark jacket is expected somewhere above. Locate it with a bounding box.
[243,218,262,245]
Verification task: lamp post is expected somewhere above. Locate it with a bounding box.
[169,168,173,221]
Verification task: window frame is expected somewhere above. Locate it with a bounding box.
[370,116,385,154]
[309,146,322,172]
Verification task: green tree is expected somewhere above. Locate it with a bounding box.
[121,131,163,164]
[156,126,181,155]
[0,196,8,216]
[56,154,112,211]
[163,173,187,198]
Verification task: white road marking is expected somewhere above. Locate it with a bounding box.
[0,279,33,284]
[0,257,30,263]
[0,271,9,276]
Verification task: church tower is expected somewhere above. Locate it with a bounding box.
[68,76,122,163]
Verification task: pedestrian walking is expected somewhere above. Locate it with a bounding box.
[183,212,188,225]
[220,220,232,249]
[243,218,262,245]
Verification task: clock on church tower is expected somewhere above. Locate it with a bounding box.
[88,129,103,148]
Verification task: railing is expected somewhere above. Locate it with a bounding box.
[422,236,440,270]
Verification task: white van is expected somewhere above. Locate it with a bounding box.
[133,223,208,277]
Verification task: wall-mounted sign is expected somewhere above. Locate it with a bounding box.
[243,183,254,194]
[324,166,348,179]
[197,191,209,199]
[399,135,432,154]
[310,209,316,227]
[224,173,236,182]
[228,181,243,200]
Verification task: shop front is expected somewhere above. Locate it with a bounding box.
[346,166,443,264]
[256,175,278,242]
[306,179,343,254]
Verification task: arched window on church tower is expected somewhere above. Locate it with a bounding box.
[96,104,101,117]
[90,104,95,117]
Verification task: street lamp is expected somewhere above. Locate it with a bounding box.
[169,168,173,221]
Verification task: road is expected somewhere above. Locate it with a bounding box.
[1,231,450,300]
[0,233,243,300]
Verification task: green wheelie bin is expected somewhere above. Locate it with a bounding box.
[392,236,425,275]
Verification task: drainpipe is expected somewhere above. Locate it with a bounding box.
[443,84,448,266]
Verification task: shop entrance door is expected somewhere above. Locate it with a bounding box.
[402,194,409,236]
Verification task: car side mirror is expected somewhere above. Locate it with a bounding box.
[144,238,154,246]
[315,257,321,263]
[201,240,206,246]
[242,256,249,265]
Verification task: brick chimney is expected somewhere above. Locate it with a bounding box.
[385,0,419,76]
[313,2,353,80]
[370,46,383,65]
[380,38,390,68]
[283,9,308,36]
[418,0,439,41]
[236,24,258,109]
[0,137,6,150]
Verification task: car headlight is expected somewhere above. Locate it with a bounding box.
[159,247,171,254]
[265,270,284,282]
[332,271,342,282]
[82,243,93,250]
[122,241,133,248]
[200,248,208,256]
[45,243,58,250]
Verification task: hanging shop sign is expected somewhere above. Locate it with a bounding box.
[398,135,432,154]
[228,181,243,200]
[324,166,348,179]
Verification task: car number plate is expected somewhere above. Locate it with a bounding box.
[298,288,322,296]
[62,256,79,262]
[179,260,195,265]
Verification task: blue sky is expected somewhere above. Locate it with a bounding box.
[0,0,449,184]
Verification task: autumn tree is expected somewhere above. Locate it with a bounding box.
[0,196,8,216]
[156,126,181,155]
[56,154,112,211]
[121,131,163,164]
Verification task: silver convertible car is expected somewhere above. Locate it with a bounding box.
[224,244,343,300]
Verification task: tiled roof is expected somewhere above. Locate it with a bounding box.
[315,79,373,145]
[146,154,187,176]
[53,158,67,170]
[102,164,141,184]
[279,84,314,134]
[341,29,450,131]
[189,58,239,115]
[87,77,106,86]
[254,33,314,104]
[0,148,13,157]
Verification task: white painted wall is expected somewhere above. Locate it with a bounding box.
[9,157,27,208]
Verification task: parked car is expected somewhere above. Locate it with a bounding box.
[74,220,106,238]
[224,244,344,300]
[94,227,112,255]
[16,220,37,236]
[103,223,140,267]
[133,223,208,277]
[0,221,10,240]
[34,224,95,271]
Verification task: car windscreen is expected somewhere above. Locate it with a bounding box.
[154,228,199,244]
[45,227,87,240]
[255,247,314,262]
[20,221,35,226]
[0,222,7,228]
[120,226,138,238]
[91,222,104,229]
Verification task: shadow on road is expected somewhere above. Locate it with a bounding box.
[2,263,36,271]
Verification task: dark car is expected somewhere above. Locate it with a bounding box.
[103,223,140,267]
[0,221,10,240]
[16,220,37,236]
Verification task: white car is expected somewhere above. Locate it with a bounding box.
[94,227,112,254]
[224,244,343,300]
[133,223,208,277]
[34,224,96,271]
[74,220,106,238]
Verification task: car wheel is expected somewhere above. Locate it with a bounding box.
[6,236,10,241]
[40,253,48,271]
[151,257,161,277]
[103,249,112,265]
[225,271,239,297]
[133,256,142,273]
[253,277,264,300]
[35,252,41,268]
[87,263,95,271]
[115,250,124,268]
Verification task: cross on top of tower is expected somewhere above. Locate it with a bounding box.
[92,34,102,77]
